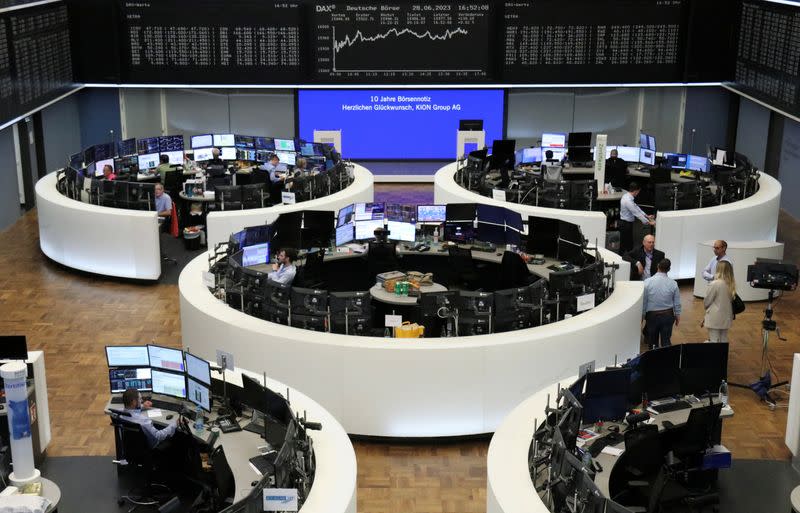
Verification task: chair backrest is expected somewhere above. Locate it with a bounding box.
[498,251,532,289]
[302,249,325,283]
[163,170,179,190]
[447,246,473,267]
[367,242,399,276]
[623,424,662,477]
[211,445,235,503]
[110,413,152,467]
[673,402,723,459]
[543,164,563,183]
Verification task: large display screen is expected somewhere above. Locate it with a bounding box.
[298,89,504,159]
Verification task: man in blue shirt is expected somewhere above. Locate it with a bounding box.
[702,240,732,282]
[619,182,655,253]
[121,388,183,448]
[642,258,681,349]
[268,248,297,286]
[260,154,287,184]
[155,183,172,218]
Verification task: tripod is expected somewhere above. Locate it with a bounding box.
[731,289,787,406]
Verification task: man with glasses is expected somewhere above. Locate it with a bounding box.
[702,240,732,282]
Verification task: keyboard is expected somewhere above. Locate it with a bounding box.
[110,396,123,404]
[587,437,615,458]
[149,398,182,411]
[650,400,691,414]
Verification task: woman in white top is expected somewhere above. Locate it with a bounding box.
[702,260,736,342]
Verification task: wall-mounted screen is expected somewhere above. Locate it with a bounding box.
[298,89,504,159]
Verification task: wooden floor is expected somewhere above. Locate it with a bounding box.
[1,201,799,513]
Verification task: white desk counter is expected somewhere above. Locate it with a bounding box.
[656,173,781,279]
[36,173,161,280]
[434,162,609,250]
[180,254,642,438]
[206,163,374,249]
[693,240,785,301]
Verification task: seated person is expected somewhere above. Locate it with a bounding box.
[259,154,287,184]
[121,388,184,448]
[268,248,297,286]
[102,164,116,181]
[155,183,173,218]
[605,149,627,189]
[156,154,174,183]
[626,234,665,281]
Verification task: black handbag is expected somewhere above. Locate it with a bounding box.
[732,293,745,316]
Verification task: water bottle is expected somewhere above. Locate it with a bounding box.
[194,404,204,431]
[433,228,439,244]
[719,380,729,407]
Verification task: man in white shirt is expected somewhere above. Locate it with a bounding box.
[121,388,184,448]
[703,240,732,282]
[268,248,298,286]
[619,181,655,253]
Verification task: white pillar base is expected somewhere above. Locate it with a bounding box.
[10,468,40,487]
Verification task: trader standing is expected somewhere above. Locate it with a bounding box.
[605,148,628,189]
[619,182,654,253]
[702,240,732,282]
[703,260,736,343]
[626,234,665,281]
[642,258,681,350]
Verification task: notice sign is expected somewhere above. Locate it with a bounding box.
[264,488,298,511]
[492,188,507,202]
[576,293,596,312]
[385,314,403,328]
[281,191,296,204]
[202,271,216,288]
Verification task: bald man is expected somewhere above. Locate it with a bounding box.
[626,234,665,281]
[702,240,732,282]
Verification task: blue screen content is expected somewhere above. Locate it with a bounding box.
[298,90,504,159]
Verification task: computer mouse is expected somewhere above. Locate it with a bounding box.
[165,414,174,420]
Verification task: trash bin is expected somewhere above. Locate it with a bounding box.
[183,227,201,250]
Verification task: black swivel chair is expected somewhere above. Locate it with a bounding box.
[241,183,269,209]
[612,425,663,510]
[297,249,325,289]
[211,445,235,510]
[367,242,400,280]
[497,251,535,289]
[447,246,481,290]
[162,170,180,197]
[109,410,175,511]
[100,179,116,207]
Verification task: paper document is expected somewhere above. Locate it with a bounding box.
[146,409,162,418]
[601,446,624,457]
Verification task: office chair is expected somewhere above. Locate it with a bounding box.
[241,183,269,209]
[542,164,563,183]
[649,167,672,185]
[447,246,481,290]
[100,179,116,207]
[109,410,175,512]
[162,170,180,197]
[367,242,400,280]
[211,445,236,510]
[609,425,663,509]
[298,249,325,289]
[497,251,534,289]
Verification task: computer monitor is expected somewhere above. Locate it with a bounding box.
[301,211,335,249]
[639,148,655,166]
[274,150,295,166]
[443,222,476,244]
[234,134,255,149]
[477,223,506,245]
[489,139,516,169]
[158,134,183,152]
[299,142,317,157]
[109,368,152,394]
[337,204,355,227]
[354,202,386,221]
[457,290,493,316]
[526,216,559,257]
[118,138,137,157]
[147,344,185,372]
[106,345,149,367]
[160,151,184,165]
[355,219,385,240]
[680,342,729,397]
[686,154,710,172]
[291,287,328,316]
[255,137,275,151]
[69,152,83,168]
[137,137,160,155]
[581,368,632,424]
[213,134,235,147]
[137,153,159,171]
[387,220,416,242]
[445,203,476,223]
[568,132,592,147]
[194,148,214,162]
[639,133,656,152]
[151,369,187,400]
[335,224,354,246]
[96,157,114,174]
[329,291,371,315]
[191,134,213,149]
[542,133,567,148]
[221,147,237,160]
[184,352,211,386]
[663,153,688,169]
[615,146,640,162]
[186,377,211,412]
[638,345,681,400]
[242,242,270,267]
[274,138,295,152]
[417,205,446,223]
[516,147,543,164]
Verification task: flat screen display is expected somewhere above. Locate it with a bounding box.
[148,345,185,372]
[335,224,354,246]
[354,202,385,221]
[355,219,385,240]
[417,205,446,223]
[275,150,296,166]
[194,148,214,162]
[109,368,152,393]
[616,146,641,162]
[387,221,416,242]
[96,158,114,175]
[185,352,211,385]
[517,147,542,164]
[161,151,184,165]
[213,134,235,147]
[242,242,270,267]
[191,134,213,149]
[137,153,160,170]
[337,204,355,227]
[639,133,656,152]
[274,138,295,152]
[151,369,187,400]
[639,148,655,166]
[663,153,687,169]
[187,378,211,412]
[298,89,504,159]
[221,147,237,160]
[542,133,567,148]
[686,155,710,172]
[106,345,149,367]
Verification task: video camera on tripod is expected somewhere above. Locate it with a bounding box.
[747,258,798,291]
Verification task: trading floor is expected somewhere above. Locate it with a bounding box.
[1,185,798,513]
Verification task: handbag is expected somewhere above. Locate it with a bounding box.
[732,293,745,316]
